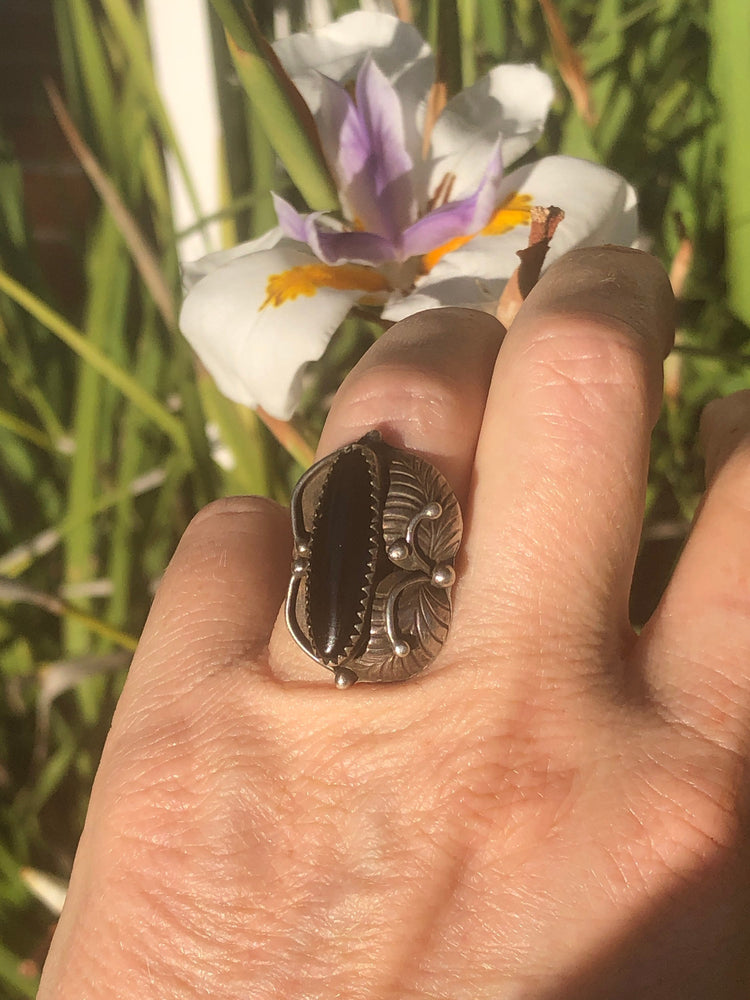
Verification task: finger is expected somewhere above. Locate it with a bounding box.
[269,306,505,682]
[128,496,291,697]
[463,247,674,666]
[317,306,504,503]
[638,390,750,747]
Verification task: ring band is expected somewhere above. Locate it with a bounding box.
[286,431,462,688]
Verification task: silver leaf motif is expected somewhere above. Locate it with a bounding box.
[286,432,462,686]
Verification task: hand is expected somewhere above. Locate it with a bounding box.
[39,247,750,999]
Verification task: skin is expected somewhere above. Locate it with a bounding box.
[39,247,750,998]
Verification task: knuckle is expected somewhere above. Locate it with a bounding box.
[169,496,287,586]
[335,365,467,449]
[188,495,282,533]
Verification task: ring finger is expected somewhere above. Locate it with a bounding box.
[268,306,504,682]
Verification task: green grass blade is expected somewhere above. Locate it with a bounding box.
[0,270,189,454]
[198,375,272,496]
[458,0,478,87]
[59,0,118,159]
[210,0,339,211]
[0,317,68,447]
[62,214,130,675]
[0,411,57,453]
[436,0,463,98]
[710,0,750,326]
[0,943,38,1000]
[0,579,138,651]
[477,0,505,57]
[0,464,172,579]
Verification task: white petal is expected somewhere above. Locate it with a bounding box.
[383,276,505,322]
[385,220,530,322]
[385,156,638,322]
[501,155,638,258]
[428,64,554,200]
[179,248,367,418]
[273,12,431,89]
[181,227,285,291]
[274,11,433,167]
[425,156,637,283]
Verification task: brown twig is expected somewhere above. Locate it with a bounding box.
[391,0,413,22]
[45,80,178,329]
[538,0,596,125]
[496,206,565,328]
[422,81,448,159]
[664,215,694,403]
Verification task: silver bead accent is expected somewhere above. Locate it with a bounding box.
[286,431,462,686]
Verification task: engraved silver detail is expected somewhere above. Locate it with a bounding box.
[286,431,462,686]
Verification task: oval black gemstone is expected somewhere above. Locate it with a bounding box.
[307,447,377,661]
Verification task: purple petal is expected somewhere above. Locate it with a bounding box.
[400,142,504,259]
[316,73,367,183]
[272,192,317,243]
[334,55,414,244]
[273,191,394,266]
[312,73,366,190]
[309,225,395,266]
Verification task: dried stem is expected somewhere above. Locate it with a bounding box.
[496,206,565,328]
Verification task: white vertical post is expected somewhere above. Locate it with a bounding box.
[143,0,222,264]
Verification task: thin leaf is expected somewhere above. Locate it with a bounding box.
[0,412,57,454]
[46,82,177,329]
[539,0,596,124]
[63,0,119,159]
[209,0,339,211]
[435,0,463,98]
[0,270,189,454]
[0,465,169,578]
[0,578,138,651]
[710,0,750,326]
[63,214,130,664]
[457,0,478,87]
[98,0,209,235]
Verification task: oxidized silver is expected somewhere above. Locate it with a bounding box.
[286,430,462,688]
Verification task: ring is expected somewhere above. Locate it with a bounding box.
[286,431,463,688]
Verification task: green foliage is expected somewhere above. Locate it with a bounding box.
[710,0,750,328]
[0,0,747,986]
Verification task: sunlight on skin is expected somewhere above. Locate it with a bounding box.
[40,250,750,999]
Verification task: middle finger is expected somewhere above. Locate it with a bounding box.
[463,247,674,667]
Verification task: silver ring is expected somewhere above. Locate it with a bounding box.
[286,431,462,688]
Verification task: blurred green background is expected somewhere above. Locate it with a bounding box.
[1,0,748,991]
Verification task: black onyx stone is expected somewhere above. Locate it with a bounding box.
[307,447,378,661]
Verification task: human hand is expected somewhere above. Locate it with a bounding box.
[39,247,750,999]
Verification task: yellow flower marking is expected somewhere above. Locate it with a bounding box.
[262,263,390,310]
[422,192,534,272]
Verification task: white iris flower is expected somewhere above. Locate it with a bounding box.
[180,12,637,419]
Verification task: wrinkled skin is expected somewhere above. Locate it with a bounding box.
[40,249,750,999]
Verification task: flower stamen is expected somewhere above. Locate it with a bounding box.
[426,172,457,213]
[262,263,390,310]
[422,191,534,272]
